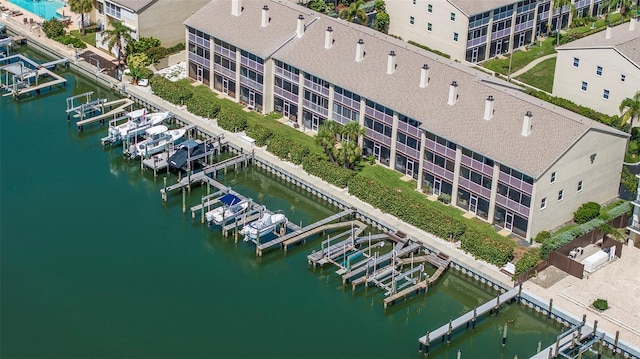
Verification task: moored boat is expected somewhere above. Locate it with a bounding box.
[101,109,171,145]
[205,193,251,224]
[240,212,288,240]
[125,125,186,159]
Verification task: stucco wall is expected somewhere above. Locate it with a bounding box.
[138,0,208,47]
[553,47,640,116]
[528,128,626,238]
[387,0,468,61]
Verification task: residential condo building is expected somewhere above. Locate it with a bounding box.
[386,0,606,63]
[184,0,627,241]
[552,19,640,116]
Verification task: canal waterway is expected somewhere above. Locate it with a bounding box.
[1,46,572,358]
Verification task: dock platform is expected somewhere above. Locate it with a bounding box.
[255,208,356,256]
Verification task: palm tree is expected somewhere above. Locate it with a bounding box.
[102,20,134,68]
[620,91,640,136]
[551,0,576,44]
[603,0,635,23]
[339,0,368,25]
[316,121,340,163]
[68,0,93,35]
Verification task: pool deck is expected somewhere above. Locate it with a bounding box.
[1,0,78,32]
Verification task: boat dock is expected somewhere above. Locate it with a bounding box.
[144,137,228,175]
[530,318,604,359]
[160,152,253,201]
[307,231,386,268]
[341,241,421,285]
[282,219,366,252]
[75,98,135,131]
[418,286,521,354]
[1,54,67,98]
[254,208,356,256]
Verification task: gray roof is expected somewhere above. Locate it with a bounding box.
[448,0,516,17]
[184,0,316,59]
[194,0,627,178]
[108,0,156,12]
[557,21,640,67]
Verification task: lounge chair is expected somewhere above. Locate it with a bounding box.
[0,6,8,11]
[13,10,23,16]
[23,17,27,24]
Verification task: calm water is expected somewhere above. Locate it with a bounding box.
[1,47,569,358]
[9,0,64,20]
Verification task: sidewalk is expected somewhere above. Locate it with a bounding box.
[510,53,557,78]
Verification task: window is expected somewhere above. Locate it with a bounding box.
[410,16,415,25]
[541,197,547,210]
[573,57,580,68]
[453,32,459,41]
[428,4,433,12]
[450,12,456,21]
[603,89,610,100]
[551,171,556,183]
[577,180,583,192]
[596,66,603,76]
[621,74,626,83]
[427,23,432,31]
[558,190,564,201]
[581,81,588,91]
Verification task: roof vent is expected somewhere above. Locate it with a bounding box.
[483,95,494,121]
[522,111,533,137]
[261,5,270,27]
[419,64,429,88]
[324,26,334,49]
[296,15,305,37]
[355,39,365,62]
[605,23,613,39]
[447,81,458,106]
[387,51,396,74]
[231,0,242,16]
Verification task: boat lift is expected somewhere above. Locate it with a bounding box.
[65,91,107,121]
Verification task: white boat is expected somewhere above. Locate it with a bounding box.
[205,193,250,224]
[240,212,288,240]
[126,125,186,159]
[101,109,171,145]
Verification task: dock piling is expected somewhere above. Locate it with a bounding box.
[447,319,452,344]
[614,330,619,355]
[537,340,542,353]
[502,322,508,347]
[472,307,477,328]
[547,298,553,319]
[424,331,429,354]
[182,189,186,213]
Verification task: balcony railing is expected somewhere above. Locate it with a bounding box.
[302,99,329,117]
[240,56,264,74]
[396,142,420,161]
[397,121,421,138]
[627,220,640,234]
[334,93,360,111]
[275,66,299,83]
[364,106,394,127]
[495,194,530,218]
[422,161,455,182]
[214,45,235,61]
[274,86,298,103]
[303,79,330,97]
[498,171,533,194]
[189,52,210,68]
[365,128,392,147]
[514,20,534,32]
[467,35,488,48]
[424,138,456,160]
[458,177,492,200]
[460,155,494,177]
[213,63,235,80]
[333,112,352,126]
[492,28,511,40]
[239,76,263,92]
[188,33,210,48]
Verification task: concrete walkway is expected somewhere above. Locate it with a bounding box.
[510,53,557,78]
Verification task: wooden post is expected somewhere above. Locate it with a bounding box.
[613,330,619,355]
[537,340,542,353]
[548,347,553,359]
[472,307,477,328]
[447,319,452,344]
[502,322,508,347]
[457,349,461,359]
[593,320,598,336]
[494,295,500,315]
[554,336,560,358]
[182,188,186,213]
[547,298,553,319]
[597,337,603,359]
[200,196,204,223]
[163,177,167,201]
[517,283,522,303]
[424,331,430,354]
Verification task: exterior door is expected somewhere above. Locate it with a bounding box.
[248,91,255,107]
[222,78,229,95]
[312,114,320,131]
[471,48,479,63]
[196,66,203,82]
[283,102,290,118]
[495,41,502,56]
[518,33,526,48]
[406,160,414,177]
[433,178,442,196]
[505,211,514,231]
[469,195,478,214]
[373,143,381,161]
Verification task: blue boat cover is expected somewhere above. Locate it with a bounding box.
[220,193,242,206]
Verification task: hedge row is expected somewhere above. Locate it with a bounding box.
[540,201,631,259]
[303,155,355,188]
[347,175,514,266]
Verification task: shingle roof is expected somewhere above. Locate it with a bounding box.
[184,0,316,59]
[191,0,627,178]
[448,0,516,16]
[556,21,640,67]
[108,0,156,12]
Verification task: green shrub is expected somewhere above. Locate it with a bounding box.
[166,42,185,55]
[149,77,193,105]
[217,107,247,132]
[303,155,355,188]
[534,230,551,243]
[42,19,66,38]
[573,202,601,224]
[186,91,221,119]
[289,143,310,165]
[266,135,292,160]
[593,299,608,311]
[246,126,273,146]
[438,193,451,204]
[514,250,540,277]
[408,40,451,59]
[145,46,168,64]
[524,89,615,125]
[53,35,86,49]
[133,36,161,53]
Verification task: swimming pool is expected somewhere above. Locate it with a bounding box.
[8,0,64,20]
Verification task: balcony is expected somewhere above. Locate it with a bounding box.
[627,220,640,235]
[275,66,299,83]
[240,56,264,73]
[214,45,235,61]
[274,86,298,103]
[364,106,394,127]
[303,79,329,97]
[188,33,210,48]
[189,52,210,68]
[467,35,487,48]
[396,142,420,161]
[424,138,456,160]
[334,93,360,111]
[514,20,534,32]
[422,161,455,182]
[333,112,353,126]
[365,128,392,147]
[213,63,235,80]
[239,75,263,92]
[302,99,329,117]
[498,171,533,194]
[460,155,493,177]
[495,194,530,217]
[397,121,421,138]
[458,177,492,200]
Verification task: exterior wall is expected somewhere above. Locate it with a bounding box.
[387,0,468,61]
[138,0,208,47]
[553,47,640,116]
[528,129,626,238]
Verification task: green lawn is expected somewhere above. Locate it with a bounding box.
[515,57,556,93]
[482,37,556,75]
[69,29,96,47]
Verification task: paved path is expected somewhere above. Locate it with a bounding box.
[510,53,557,78]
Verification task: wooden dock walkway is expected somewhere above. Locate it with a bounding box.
[418,286,520,348]
[529,321,601,359]
[255,208,355,256]
[76,98,135,130]
[282,219,366,252]
[342,242,421,285]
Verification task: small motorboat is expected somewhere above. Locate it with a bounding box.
[102,109,171,145]
[240,212,288,240]
[126,125,186,159]
[205,193,250,225]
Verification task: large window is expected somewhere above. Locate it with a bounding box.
[304,90,329,108]
[334,86,361,103]
[461,148,494,167]
[397,132,420,150]
[240,67,263,84]
[190,43,211,60]
[240,50,264,64]
[364,117,392,137]
[105,1,121,19]
[275,77,299,94]
[460,166,492,189]
[497,183,531,207]
[333,103,359,122]
[499,164,534,184]
[424,150,455,172]
[398,114,421,128]
[275,60,299,75]
[304,73,329,89]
